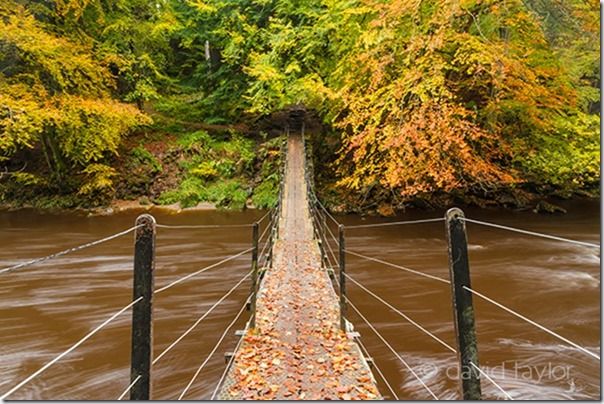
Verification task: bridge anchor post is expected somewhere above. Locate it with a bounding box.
[130,214,156,400]
[445,208,482,400]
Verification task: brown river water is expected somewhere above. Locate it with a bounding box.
[0,200,600,400]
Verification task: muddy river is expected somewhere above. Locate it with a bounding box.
[0,200,599,400]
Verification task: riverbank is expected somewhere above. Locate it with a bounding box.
[0,189,598,218]
[0,121,284,214]
[0,118,598,216]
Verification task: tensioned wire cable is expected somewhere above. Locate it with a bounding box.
[210,324,247,400]
[178,296,250,400]
[345,297,439,400]
[461,218,600,249]
[153,271,251,365]
[154,247,253,294]
[117,374,141,400]
[1,296,143,400]
[0,224,142,275]
[345,218,445,229]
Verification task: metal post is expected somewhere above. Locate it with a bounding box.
[130,214,156,400]
[445,208,481,400]
[339,224,346,331]
[250,222,259,328]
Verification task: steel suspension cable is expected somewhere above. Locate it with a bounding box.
[324,240,339,270]
[470,362,513,400]
[156,223,253,229]
[345,273,456,353]
[345,218,445,229]
[345,297,439,400]
[312,194,341,226]
[178,296,250,400]
[346,277,515,399]
[153,272,251,365]
[0,224,142,275]
[256,208,274,226]
[1,296,142,400]
[258,217,279,267]
[210,325,246,400]
[322,217,340,246]
[345,250,450,285]
[462,218,600,249]
[463,285,600,361]
[354,335,399,400]
[117,374,141,400]
[155,247,253,294]
[258,214,276,243]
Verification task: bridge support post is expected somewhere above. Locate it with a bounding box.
[250,222,259,328]
[338,224,347,331]
[130,214,156,400]
[445,208,482,400]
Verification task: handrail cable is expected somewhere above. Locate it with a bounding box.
[156,223,253,229]
[463,285,600,361]
[462,218,600,249]
[258,214,277,244]
[258,233,275,268]
[324,239,339,271]
[155,247,253,294]
[309,202,339,264]
[321,213,341,246]
[117,374,141,400]
[346,233,599,360]
[258,217,279,267]
[312,193,341,226]
[345,218,445,229]
[322,242,340,294]
[0,224,142,275]
[354,334,399,400]
[346,245,513,400]
[345,273,456,353]
[258,240,270,267]
[178,296,250,400]
[256,208,274,226]
[470,362,513,400]
[1,296,142,400]
[345,297,439,400]
[210,324,246,400]
[153,271,251,365]
[345,249,450,285]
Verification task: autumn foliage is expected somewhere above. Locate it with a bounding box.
[0,0,600,207]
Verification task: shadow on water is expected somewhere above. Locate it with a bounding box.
[0,200,600,400]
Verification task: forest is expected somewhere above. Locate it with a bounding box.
[0,0,600,213]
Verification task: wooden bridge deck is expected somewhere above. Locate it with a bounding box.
[217,133,381,400]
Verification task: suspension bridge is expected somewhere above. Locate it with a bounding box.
[0,127,600,400]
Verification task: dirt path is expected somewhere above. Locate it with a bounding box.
[218,133,380,400]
